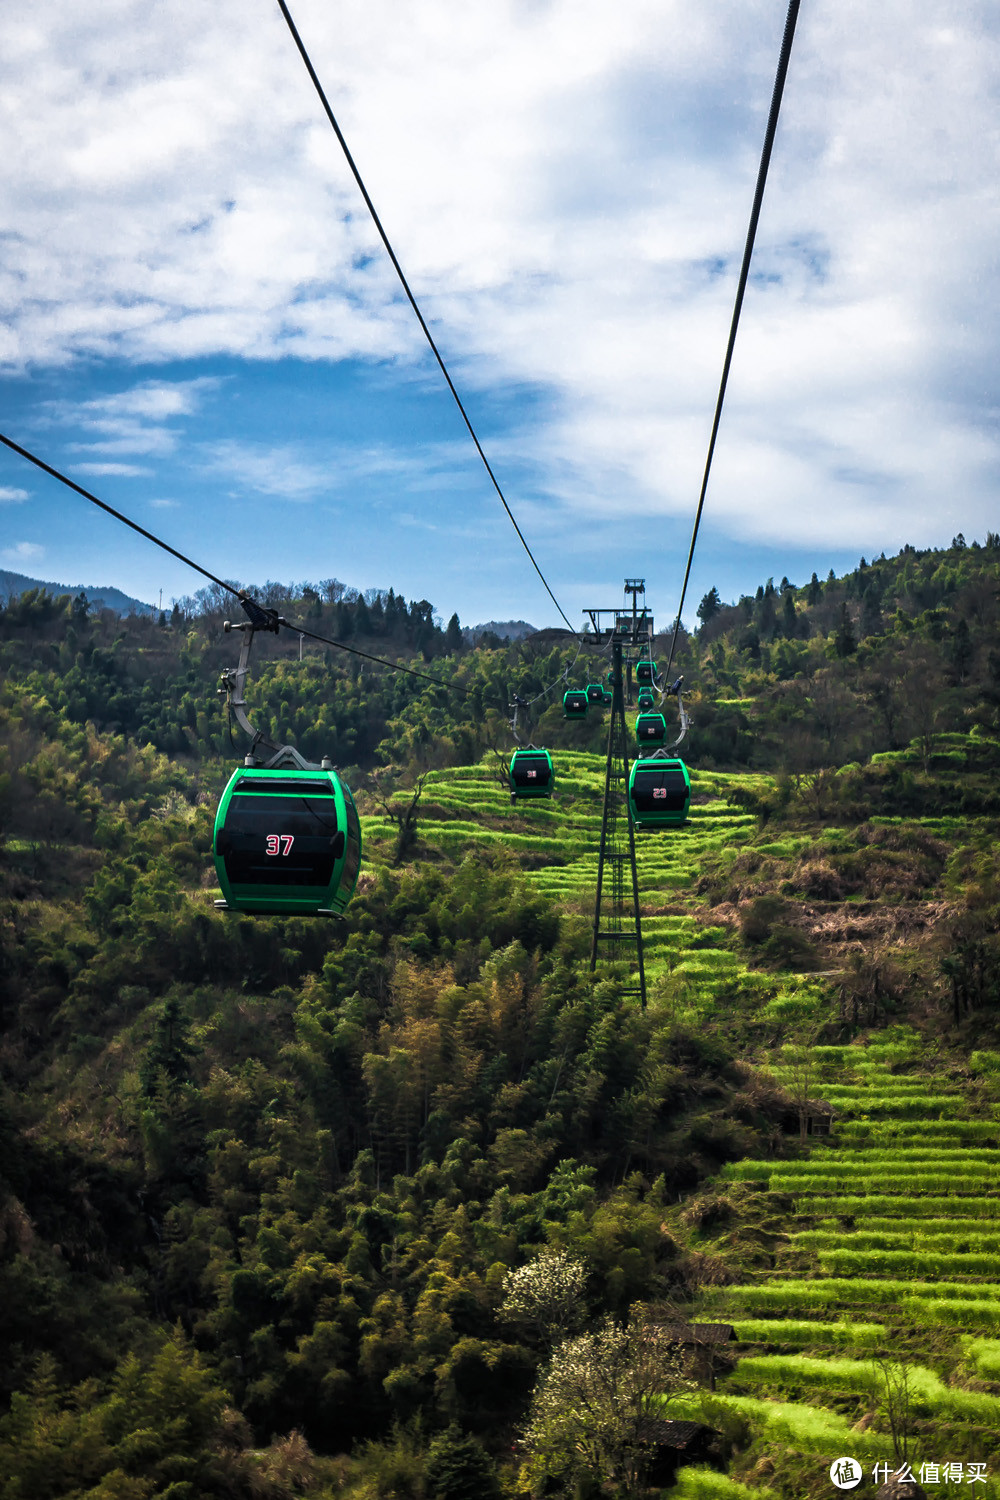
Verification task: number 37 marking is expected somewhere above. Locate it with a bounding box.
[265,834,295,856]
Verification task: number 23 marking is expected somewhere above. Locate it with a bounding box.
[265,834,295,855]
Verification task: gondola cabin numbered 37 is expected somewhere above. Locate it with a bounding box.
[628,757,691,828]
[508,748,554,802]
[213,767,362,915]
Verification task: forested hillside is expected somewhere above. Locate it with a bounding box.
[4,542,1000,1499]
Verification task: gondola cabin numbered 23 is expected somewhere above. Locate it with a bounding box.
[213,767,362,916]
[628,757,691,828]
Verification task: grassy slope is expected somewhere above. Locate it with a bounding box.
[363,754,811,1025]
[358,739,1000,1499]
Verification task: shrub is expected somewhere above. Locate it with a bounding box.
[761,925,820,971]
[671,1467,777,1499]
[962,1336,1000,1379]
[739,896,787,944]
[425,1426,499,1500]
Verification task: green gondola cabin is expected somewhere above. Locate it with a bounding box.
[636,660,658,685]
[563,689,589,719]
[637,690,655,711]
[509,748,554,800]
[585,683,605,705]
[635,712,668,746]
[213,767,362,916]
[628,757,691,827]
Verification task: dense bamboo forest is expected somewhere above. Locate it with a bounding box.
[5,538,1000,1499]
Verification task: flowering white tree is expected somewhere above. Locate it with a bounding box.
[520,1314,692,1498]
[499,1250,587,1349]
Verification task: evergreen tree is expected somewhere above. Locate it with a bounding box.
[860,588,883,638]
[426,1427,500,1500]
[834,602,857,658]
[781,590,797,638]
[696,587,722,626]
[139,997,197,1097]
[950,616,973,682]
[445,612,464,652]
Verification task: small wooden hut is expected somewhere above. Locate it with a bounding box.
[637,1418,716,1486]
[649,1320,737,1390]
[780,1097,836,1138]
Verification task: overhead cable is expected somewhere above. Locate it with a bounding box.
[0,432,237,598]
[274,0,576,636]
[0,429,569,702]
[665,0,801,674]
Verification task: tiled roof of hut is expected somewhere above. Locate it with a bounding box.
[649,1321,736,1344]
[636,1418,713,1450]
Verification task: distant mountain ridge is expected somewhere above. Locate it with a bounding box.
[463,619,537,643]
[0,569,155,617]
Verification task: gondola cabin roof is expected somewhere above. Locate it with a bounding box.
[213,766,362,916]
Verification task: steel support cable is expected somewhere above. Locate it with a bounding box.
[285,617,477,694]
[1,427,592,712]
[664,0,801,677]
[0,428,485,694]
[0,432,239,599]
[274,0,576,636]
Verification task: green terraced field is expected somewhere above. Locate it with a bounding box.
[730,1318,887,1347]
[732,1355,1000,1420]
[367,752,1000,1496]
[791,1228,1000,1252]
[688,1021,1000,1494]
[364,753,767,1005]
[787,1194,1000,1217]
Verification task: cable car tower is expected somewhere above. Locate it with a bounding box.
[584,581,650,1009]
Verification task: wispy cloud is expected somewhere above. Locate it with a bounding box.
[0,486,29,503]
[41,377,222,462]
[200,437,446,502]
[1,0,999,569]
[1,540,44,564]
[201,440,334,501]
[73,461,151,477]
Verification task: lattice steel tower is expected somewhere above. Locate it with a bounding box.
[585,582,650,1008]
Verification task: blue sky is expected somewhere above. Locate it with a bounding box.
[2,1,999,629]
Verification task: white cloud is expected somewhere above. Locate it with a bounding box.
[41,377,221,459]
[2,0,999,557]
[1,540,44,563]
[0,486,29,502]
[202,439,334,501]
[73,461,151,477]
[201,435,467,502]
